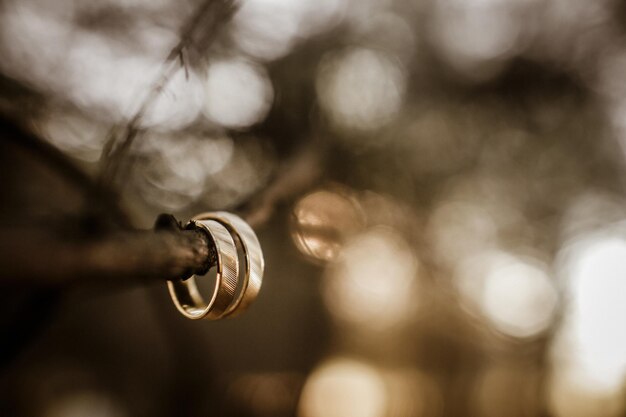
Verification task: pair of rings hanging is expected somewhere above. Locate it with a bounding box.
[167,212,264,320]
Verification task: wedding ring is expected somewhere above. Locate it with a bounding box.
[193,212,264,317]
[167,219,239,320]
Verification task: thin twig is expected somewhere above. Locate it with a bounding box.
[99,0,237,187]
[238,143,325,228]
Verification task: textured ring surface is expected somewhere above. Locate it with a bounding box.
[167,219,239,320]
[193,212,264,317]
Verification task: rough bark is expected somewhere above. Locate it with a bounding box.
[0,215,215,285]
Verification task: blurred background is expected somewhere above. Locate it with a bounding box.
[1,0,626,416]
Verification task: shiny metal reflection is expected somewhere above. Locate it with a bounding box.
[193,211,264,318]
[167,219,239,320]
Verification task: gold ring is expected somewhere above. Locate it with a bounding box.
[167,219,239,320]
[193,212,264,317]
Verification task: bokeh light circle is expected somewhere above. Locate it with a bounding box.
[322,227,418,330]
[291,188,365,263]
[316,47,406,135]
[203,57,274,129]
[455,250,558,338]
[299,358,387,417]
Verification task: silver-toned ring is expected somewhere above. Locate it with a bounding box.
[167,219,239,320]
[193,212,264,317]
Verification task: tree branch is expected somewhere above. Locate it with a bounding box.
[0,214,216,286]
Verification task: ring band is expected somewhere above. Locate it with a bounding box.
[193,212,264,317]
[167,219,239,320]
